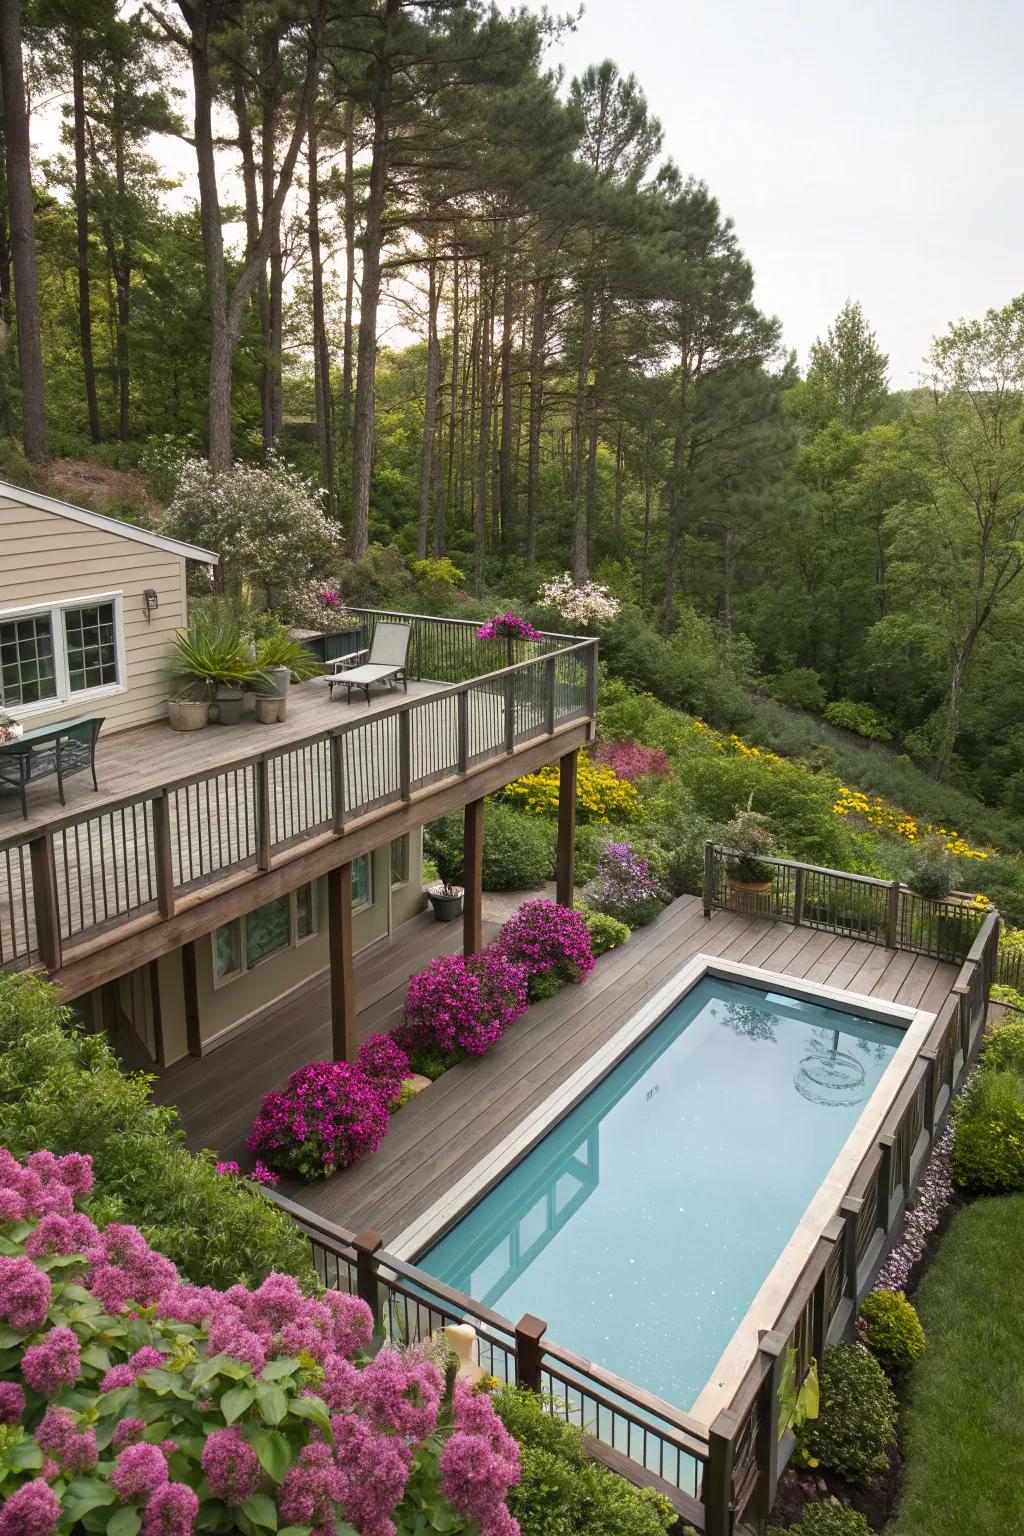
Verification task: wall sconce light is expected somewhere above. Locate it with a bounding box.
[143,588,159,623]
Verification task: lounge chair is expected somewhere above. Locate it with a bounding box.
[325,621,411,706]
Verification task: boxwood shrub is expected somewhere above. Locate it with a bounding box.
[951,1068,1024,1191]
[426,803,555,892]
[578,907,631,956]
[803,1344,898,1482]
[859,1289,926,1372]
[767,1504,872,1536]
[0,970,317,1291]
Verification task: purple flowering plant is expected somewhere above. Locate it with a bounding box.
[247,1060,391,1181]
[397,951,529,1066]
[582,842,667,927]
[475,613,542,642]
[0,1146,522,1536]
[494,899,595,992]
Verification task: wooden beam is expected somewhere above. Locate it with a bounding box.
[53,721,590,1000]
[556,748,578,908]
[463,798,484,956]
[181,941,201,1057]
[328,862,357,1062]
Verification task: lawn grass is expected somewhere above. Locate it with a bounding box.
[890,1193,1024,1535]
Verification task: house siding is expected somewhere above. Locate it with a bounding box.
[0,496,187,735]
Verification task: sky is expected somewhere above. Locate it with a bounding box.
[33,0,1019,387]
[514,0,1021,386]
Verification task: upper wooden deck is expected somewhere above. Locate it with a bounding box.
[0,612,597,996]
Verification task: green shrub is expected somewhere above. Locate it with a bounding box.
[822,699,893,740]
[904,833,957,900]
[408,1045,451,1081]
[979,1015,1024,1069]
[426,803,555,892]
[574,822,611,884]
[803,1344,898,1482]
[578,906,631,956]
[763,667,828,713]
[493,1387,676,1536]
[767,1504,872,1536]
[529,970,568,1002]
[951,1069,1024,1191]
[0,970,317,1291]
[859,1289,926,1371]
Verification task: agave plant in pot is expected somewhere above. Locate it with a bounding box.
[168,624,268,727]
[720,802,778,909]
[252,629,322,722]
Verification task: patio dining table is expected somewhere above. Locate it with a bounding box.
[0,715,104,820]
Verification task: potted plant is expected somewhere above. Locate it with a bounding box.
[169,624,267,727]
[253,630,321,723]
[0,708,24,744]
[426,843,464,922]
[167,684,211,733]
[720,802,778,907]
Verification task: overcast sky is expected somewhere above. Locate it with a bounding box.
[521,0,1019,385]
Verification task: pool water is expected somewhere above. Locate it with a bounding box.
[417,977,902,1410]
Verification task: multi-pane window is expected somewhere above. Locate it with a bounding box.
[352,854,372,909]
[214,883,317,984]
[0,613,58,706]
[0,596,123,712]
[390,836,409,888]
[63,603,118,693]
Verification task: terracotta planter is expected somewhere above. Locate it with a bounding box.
[727,875,773,913]
[168,698,210,732]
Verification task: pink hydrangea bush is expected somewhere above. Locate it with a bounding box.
[495,899,595,997]
[397,951,529,1066]
[592,740,671,781]
[247,1060,391,1181]
[0,1146,521,1536]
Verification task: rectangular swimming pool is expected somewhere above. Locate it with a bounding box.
[413,971,909,1413]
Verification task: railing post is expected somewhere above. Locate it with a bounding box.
[504,671,515,754]
[885,880,901,949]
[921,1050,937,1137]
[704,1410,737,1536]
[793,865,804,928]
[877,1134,894,1232]
[352,1228,383,1327]
[840,1195,862,1304]
[514,1313,547,1394]
[331,733,346,832]
[457,689,469,775]
[754,1331,788,1523]
[544,654,556,734]
[151,789,175,920]
[255,757,272,872]
[399,710,412,803]
[703,840,715,920]
[29,832,61,971]
[586,640,599,724]
[414,622,422,681]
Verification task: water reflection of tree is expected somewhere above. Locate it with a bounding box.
[718,1001,778,1042]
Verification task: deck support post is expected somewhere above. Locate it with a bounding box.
[514,1314,547,1393]
[704,1410,736,1536]
[463,798,484,956]
[181,940,201,1057]
[555,748,577,909]
[328,861,357,1062]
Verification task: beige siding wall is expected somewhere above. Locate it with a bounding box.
[0,497,187,735]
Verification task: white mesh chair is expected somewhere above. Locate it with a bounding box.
[325,621,411,706]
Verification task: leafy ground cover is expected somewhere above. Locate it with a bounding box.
[889,1194,1024,1536]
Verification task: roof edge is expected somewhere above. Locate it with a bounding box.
[0,477,219,564]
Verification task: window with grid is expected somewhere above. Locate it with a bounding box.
[63,602,118,693]
[0,612,58,707]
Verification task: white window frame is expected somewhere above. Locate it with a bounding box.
[0,591,127,718]
[212,883,319,989]
[353,853,373,912]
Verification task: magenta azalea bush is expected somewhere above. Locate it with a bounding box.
[475,613,542,642]
[398,952,529,1061]
[592,740,671,781]
[582,843,667,926]
[0,1147,521,1536]
[247,1061,390,1182]
[494,899,595,989]
[356,1034,412,1105]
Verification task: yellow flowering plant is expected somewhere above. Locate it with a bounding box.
[503,757,639,824]
[832,785,991,860]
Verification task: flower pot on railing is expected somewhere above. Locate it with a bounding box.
[426,882,464,922]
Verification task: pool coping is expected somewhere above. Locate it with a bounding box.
[391,952,935,1427]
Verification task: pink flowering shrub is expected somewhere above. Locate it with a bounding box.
[356,1032,412,1104]
[495,899,595,997]
[397,951,530,1064]
[0,1146,521,1536]
[247,1060,391,1181]
[476,612,542,641]
[592,740,672,781]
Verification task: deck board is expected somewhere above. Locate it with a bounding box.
[151,893,958,1244]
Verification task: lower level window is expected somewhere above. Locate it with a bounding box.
[214,883,317,983]
[352,853,372,909]
[390,836,409,887]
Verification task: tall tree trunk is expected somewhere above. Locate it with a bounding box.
[570,286,594,583]
[640,474,652,601]
[497,257,514,547]
[721,523,734,627]
[351,0,400,558]
[308,111,334,511]
[231,65,271,449]
[525,275,546,566]
[441,248,458,550]
[473,266,491,597]
[111,87,131,441]
[259,33,283,444]
[338,100,355,477]
[72,43,101,443]
[417,256,440,559]
[0,0,46,461]
[613,426,623,537]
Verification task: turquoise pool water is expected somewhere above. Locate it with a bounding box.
[418,977,902,1410]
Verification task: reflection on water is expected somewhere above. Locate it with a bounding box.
[793,1029,868,1107]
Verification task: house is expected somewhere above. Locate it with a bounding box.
[0,494,597,1080]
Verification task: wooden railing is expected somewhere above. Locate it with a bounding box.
[703,843,989,964]
[269,912,1001,1536]
[0,616,598,974]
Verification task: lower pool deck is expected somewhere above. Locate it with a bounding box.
[216,890,957,1242]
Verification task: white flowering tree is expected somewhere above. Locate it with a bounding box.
[164,456,345,606]
[537,573,621,629]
